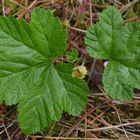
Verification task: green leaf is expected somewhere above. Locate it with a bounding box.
[66,49,78,63]
[85,7,140,100]
[18,64,88,134]
[0,8,88,134]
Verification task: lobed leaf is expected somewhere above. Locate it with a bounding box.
[0,8,88,134]
[85,7,140,100]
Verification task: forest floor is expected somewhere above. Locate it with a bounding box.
[0,0,140,139]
